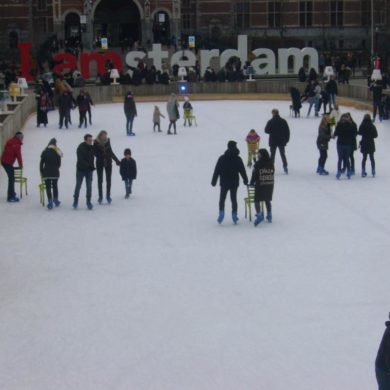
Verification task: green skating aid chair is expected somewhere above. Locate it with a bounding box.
[13,168,27,198]
[244,185,264,221]
[38,178,46,206]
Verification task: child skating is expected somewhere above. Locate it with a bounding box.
[120,148,137,199]
[183,96,193,126]
[153,106,165,132]
[245,129,260,167]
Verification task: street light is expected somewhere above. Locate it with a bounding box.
[371,0,374,59]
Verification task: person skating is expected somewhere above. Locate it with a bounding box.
[76,90,90,128]
[166,93,179,135]
[325,75,338,109]
[344,113,358,175]
[124,91,137,135]
[370,79,384,122]
[183,96,193,126]
[39,138,63,209]
[73,134,95,210]
[120,148,137,199]
[333,113,357,179]
[245,129,260,168]
[153,105,165,132]
[375,312,390,390]
[36,88,49,127]
[1,131,23,202]
[250,149,275,225]
[211,140,248,224]
[58,90,73,129]
[264,108,290,174]
[316,115,332,175]
[289,87,302,118]
[358,113,378,177]
[93,130,120,204]
[84,90,94,125]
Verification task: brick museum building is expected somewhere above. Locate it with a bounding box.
[0,0,389,62]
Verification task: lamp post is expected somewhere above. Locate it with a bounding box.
[371,0,374,59]
[83,0,93,50]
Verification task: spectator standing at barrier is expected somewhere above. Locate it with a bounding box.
[166,93,180,135]
[73,134,95,210]
[358,113,378,177]
[211,140,248,225]
[93,130,120,204]
[265,109,290,174]
[1,131,23,202]
[375,313,390,390]
[124,91,137,136]
[39,138,63,209]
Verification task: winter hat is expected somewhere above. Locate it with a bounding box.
[124,148,131,156]
[227,140,237,149]
[48,138,57,146]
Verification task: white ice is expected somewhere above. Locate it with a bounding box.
[1,99,389,390]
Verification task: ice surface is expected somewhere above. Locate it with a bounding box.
[0,100,389,389]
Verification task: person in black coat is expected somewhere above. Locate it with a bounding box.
[333,113,358,179]
[211,140,248,224]
[375,313,390,390]
[76,90,90,128]
[120,148,137,199]
[124,91,137,135]
[370,80,384,122]
[316,115,332,175]
[73,134,95,209]
[264,109,290,174]
[298,67,306,82]
[325,75,338,109]
[250,149,275,225]
[358,113,378,177]
[94,130,120,204]
[58,91,73,129]
[289,87,302,118]
[40,138,63,209]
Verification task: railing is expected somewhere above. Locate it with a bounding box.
[0,79,373,152]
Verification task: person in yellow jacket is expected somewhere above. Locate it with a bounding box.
[245,129,260,167]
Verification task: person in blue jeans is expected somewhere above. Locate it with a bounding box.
[73,134,95,209]
[333,113,357,179]
[120,148,137,199]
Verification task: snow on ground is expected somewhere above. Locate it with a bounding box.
[0,99,389,389]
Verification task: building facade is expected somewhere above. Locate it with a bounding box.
[0,0,388,54]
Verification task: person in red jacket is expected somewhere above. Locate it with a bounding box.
[1,132,24,202]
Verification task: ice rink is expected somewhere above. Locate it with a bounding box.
[1,99,389,389]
